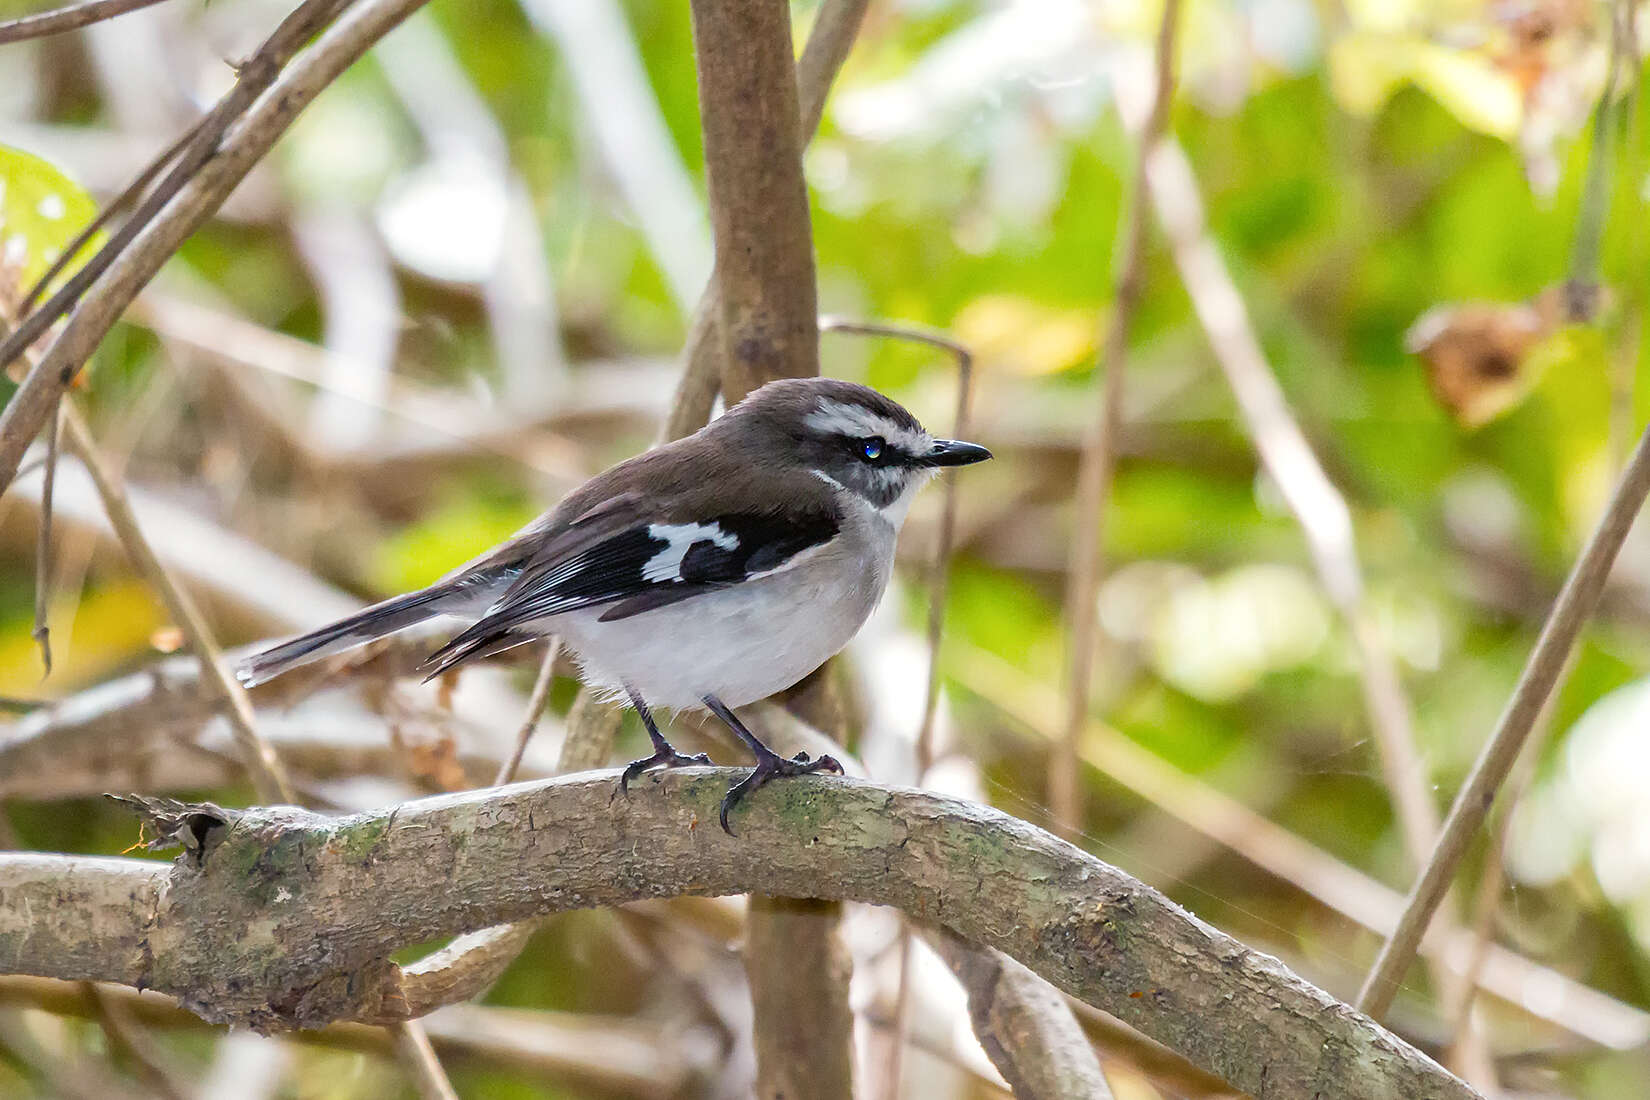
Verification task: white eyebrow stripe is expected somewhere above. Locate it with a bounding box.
[804,399,931,455]
[642,522,738,583]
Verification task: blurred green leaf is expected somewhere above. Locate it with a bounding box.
[0,143,101,301]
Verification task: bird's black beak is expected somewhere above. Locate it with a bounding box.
[921,438,993,468]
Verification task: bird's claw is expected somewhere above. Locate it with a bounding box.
[613,746,713,802]
[718,751,843,836]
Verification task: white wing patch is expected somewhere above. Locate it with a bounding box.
[804,399,931,455]
[642,522,739,582]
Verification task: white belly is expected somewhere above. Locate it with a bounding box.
[553,519,894,710]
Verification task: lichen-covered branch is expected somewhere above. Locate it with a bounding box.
[0,774,1478,1100]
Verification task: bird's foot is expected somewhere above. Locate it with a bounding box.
[613,741,713,800]
[719,748,843,836]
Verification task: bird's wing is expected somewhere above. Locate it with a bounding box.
[419,498,841,678]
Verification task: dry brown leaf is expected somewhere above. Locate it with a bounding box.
[1406,282,1606,428]
[1407,297,1547,428]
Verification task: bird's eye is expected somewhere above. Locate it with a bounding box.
[860,437,885,461]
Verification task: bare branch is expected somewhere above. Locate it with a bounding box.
[954,642,1650,1050]
[0,0,171,45]
[494,639,561,787]
[926,928,1114,1100]
[0,0,351,375]
[0,978,715,1097]
[1058,0,1181,839]
[58,403,294,803]
[0,774,1479,1099]
[665,0,870,440]
[57,404,458,1094]
[30,400,59,674]
[688,0,820,404]
[1359,420,1650,1018]
[0,0,431,496]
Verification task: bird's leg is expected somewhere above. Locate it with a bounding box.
[615,687,713,797]
[703,694,843,835]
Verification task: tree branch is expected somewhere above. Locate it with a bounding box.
[1058,0,1180,840]
[688,0,820,405]
[1357,418,1650,1019]
[925,928,1113,1100]
[0,0,431,497]
[684,0,855,1093]
[0,0,171,46]
[0,774,1478,1099]
[662,0,868,439]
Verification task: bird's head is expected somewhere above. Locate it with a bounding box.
[725,377,992,524]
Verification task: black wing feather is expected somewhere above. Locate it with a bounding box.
[419,507,839,674]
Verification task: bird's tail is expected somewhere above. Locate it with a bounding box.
[237,583,481,687]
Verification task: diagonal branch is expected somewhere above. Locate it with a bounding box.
[0,0,433,498]
[1058,0,1180,840]
[0,774,1480,1100]
[0,0,172,45]
[56,403,457,1097]
[1358,419,1650,1019]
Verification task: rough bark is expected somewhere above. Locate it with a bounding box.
[0,774,1479,1100]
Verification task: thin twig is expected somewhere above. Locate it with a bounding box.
[0,0,171,45]
[59,400,459,1099]
[818,317,978,1100]
[82,984,190,1100]
[1358,420,1650,1019]
[494,637,561,786]
[18,115,212,315]
[394,1020,459,1100]
[1566,0,1630,293]
[0,0,388,497]
[30,400,59,675]
[1443,723,1543,1065]
[818,318,975,773]
[1056,0,1180,839]
[58,403,293,803]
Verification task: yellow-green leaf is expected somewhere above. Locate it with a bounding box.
[0,143,101,303]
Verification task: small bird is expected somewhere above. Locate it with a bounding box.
[238,377,991,832]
